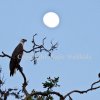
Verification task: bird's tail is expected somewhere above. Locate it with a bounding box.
[9,61,16,76]
[10,68,16,76]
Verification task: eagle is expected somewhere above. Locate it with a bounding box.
[9,39,27,76]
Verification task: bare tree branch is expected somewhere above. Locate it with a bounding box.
[26,91,64,100]
[64,79,100,99]
[1,35,100,100]
[91,80,100,88]
[0,52,11,59]
[23,34,58,64]
[0,88,23,100]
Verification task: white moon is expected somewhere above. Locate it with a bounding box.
[43,12,60,28]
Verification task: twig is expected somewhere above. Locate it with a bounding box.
[91,80,100,88]
[24,49,34,53]
[0,52,11,59]
[23,35,58,64]
[0,88,22,100]
[64,79,100,99]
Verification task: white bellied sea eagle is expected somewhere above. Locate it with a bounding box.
[9,39,27,76]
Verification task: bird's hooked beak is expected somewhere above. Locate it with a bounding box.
[22,39,27,42]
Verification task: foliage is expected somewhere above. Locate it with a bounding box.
[42,77,60,91]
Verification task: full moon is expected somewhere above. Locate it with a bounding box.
[43,12,60,28]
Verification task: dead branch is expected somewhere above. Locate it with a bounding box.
[1,35,100,100]
[0,52,11,59]
[0,88,23,100]
[26,91,64,100]
[64,79,100,99]
[23,34,58,64]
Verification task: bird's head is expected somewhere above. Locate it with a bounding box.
[20,39,27,43]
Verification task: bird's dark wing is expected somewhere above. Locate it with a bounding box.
[9,43,23,76]
[11,43,23,63]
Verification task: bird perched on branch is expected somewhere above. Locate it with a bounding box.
[9,39,27,76]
